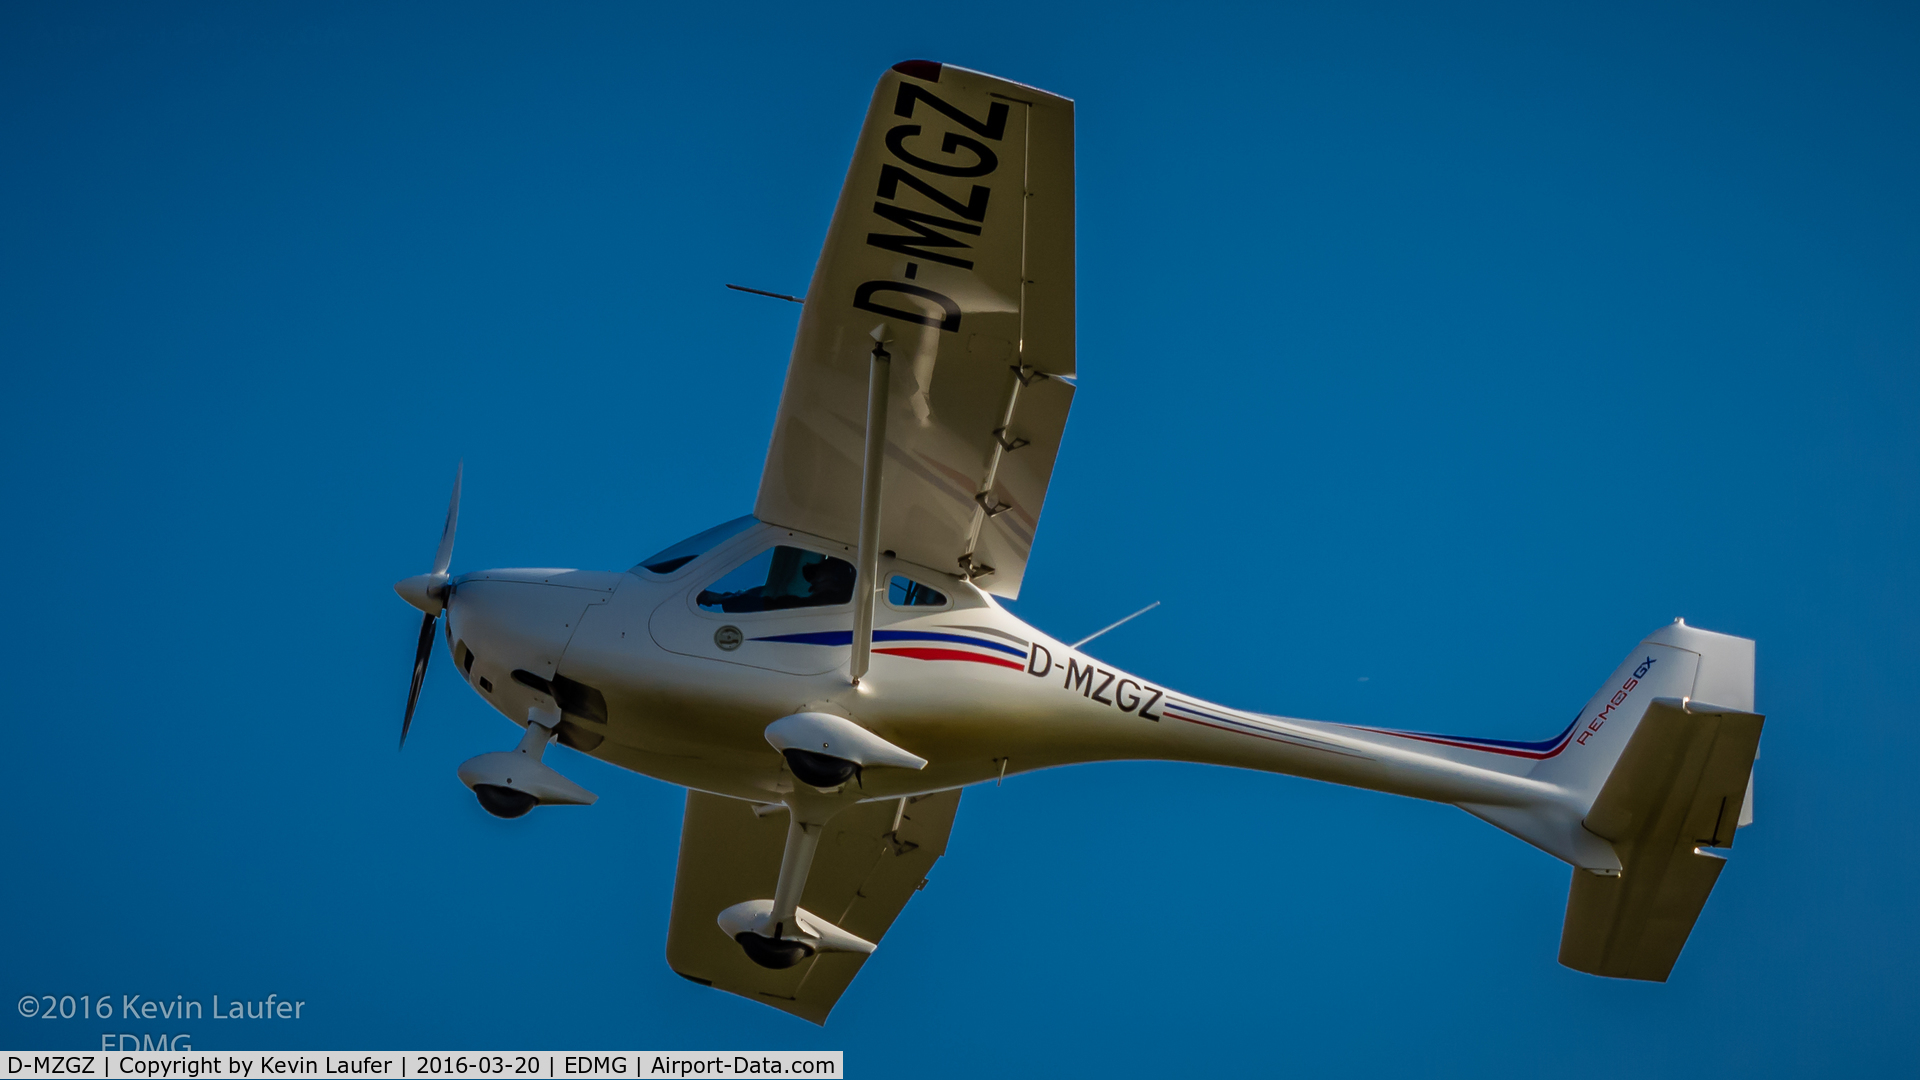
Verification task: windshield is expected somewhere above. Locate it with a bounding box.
[632,516,758,575]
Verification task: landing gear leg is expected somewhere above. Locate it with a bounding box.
[720,800,875,969]
[733,809,825,969]
[517,706,559,757]
[767,813,823,939]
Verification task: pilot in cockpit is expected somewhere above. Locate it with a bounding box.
[696,545,856,614]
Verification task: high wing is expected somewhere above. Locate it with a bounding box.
[754,61,1074,598]
[664,789,963,1024]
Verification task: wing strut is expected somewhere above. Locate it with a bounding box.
[849,326,893,684]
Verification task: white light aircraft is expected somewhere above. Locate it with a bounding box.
[394,61,1765,1024]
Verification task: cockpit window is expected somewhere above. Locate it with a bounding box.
[888,575,949,607]
[697,545,855,613]
[634,516,757,576]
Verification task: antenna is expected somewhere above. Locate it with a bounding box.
[726,283,805,304]
[1071,600,1161,649]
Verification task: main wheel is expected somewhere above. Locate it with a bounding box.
[782,748,860,789]
[473,783,539,819]
[735,932,816,970]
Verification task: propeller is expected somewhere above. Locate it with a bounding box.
[394,464,462,749]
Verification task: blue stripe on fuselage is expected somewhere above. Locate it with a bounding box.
[749,629,1028,658]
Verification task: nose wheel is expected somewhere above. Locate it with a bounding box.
[472,784,540,819]
[457,704,598,818]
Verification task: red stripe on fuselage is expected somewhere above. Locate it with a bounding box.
[873,647,1024,670]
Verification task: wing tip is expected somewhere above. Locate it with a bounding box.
[891,59,942,82]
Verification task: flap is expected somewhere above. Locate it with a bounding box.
[754,62,1075,598]
[665,789,963,1024]
[1560,698,1765,981]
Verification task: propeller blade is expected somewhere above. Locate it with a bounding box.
[432,462,462,577]
[400,609,437,749]
[399,463,461,749]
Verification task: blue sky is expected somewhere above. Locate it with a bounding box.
[3,1,1916,1074]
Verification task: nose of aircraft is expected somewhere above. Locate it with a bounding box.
[394,573,446,615]
[440,569,625,698]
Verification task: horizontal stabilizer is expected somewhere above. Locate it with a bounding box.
[1559,697,1764,981]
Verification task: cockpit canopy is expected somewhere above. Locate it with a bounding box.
[634,516,958,614]
[696,546,855,613]
[632,516,757,576]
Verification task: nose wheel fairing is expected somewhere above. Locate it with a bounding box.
[457,704,600,817]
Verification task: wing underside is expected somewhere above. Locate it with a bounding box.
[754,62,1075,598]
[665,789,963,1024]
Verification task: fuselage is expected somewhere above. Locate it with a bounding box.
[441,519,1567,819]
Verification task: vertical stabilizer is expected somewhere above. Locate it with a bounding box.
[1459,621,1763,980]
[1541,620,1762,981]
[1529,620,1754,805]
